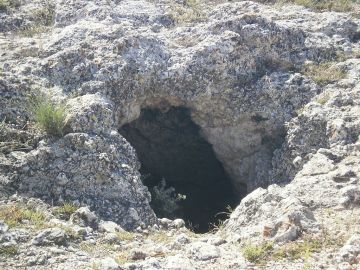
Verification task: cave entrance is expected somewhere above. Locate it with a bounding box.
[119,107,240,233]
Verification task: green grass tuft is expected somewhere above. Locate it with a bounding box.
[242,241,274,264]
[53,203,79,220]
[28,91,66,137]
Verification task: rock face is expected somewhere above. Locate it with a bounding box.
[0,131,156,230]
[0,0,360,263]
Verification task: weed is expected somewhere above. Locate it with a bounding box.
[114,251,132,265]
[168,0,207,24]
[210,205,234,233]
[116,231,136,242]
[27,90,66,137]
[315,92,331,105]
[53,203,78,220]
[0,246,18,256]
[242,231,346,266]
[0,205,45,229]
[18,25,50,37]
[276,0,356,12]
[62,226,81,240]
[302,62,347,85]
[150,178,186,219]
[242,241,274,264]
[147,231,173,244]
[273,236,321,260]
[80,242,114,256]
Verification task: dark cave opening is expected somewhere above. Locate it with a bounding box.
[119,107,241,233]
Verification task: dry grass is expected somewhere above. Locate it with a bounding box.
[242,230,345,266]
[116,231,136,241]
[53,203,79,220]
[302,62,347,85]
[315,91,331,105]
[168,0,207,24]
[147,231,173,244]
[114,251,132,265]
[273,0,357,12]
[0,204,45,229]
[0,246,18,257]
[15,1,55,37]
[242,241,274,264]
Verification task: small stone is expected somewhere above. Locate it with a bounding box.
[0,221,9,234]
[175,233,190,245]
[32,228,67,246]
[70,207,99,229]
[172,219,185,229]
[207,236,226,246]
[99,221,124,234]
[99,257,120,270]
[187,242,220,261]
[164,254,194,270]
[103,233,119,244]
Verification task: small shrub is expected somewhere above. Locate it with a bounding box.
[150,178,186,219]
[302,62,347,85]
[53,203,78,220]
[28,91,66,137]
[0,205,45,229]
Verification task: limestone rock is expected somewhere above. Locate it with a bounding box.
[32,228,67,246]
[98,257,121,270]
[99,221,125,234]
[65,94,114,134]
[0,221,8,234]
[70,207,99,229]
[187,242,220,261]
[338,234,360,265]
[163,254,196,270]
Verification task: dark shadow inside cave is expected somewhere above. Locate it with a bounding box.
[119,107,242,233]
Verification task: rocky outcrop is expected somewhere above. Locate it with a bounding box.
[1,0,360,268]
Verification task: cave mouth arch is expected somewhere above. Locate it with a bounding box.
[119,106,242,233]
